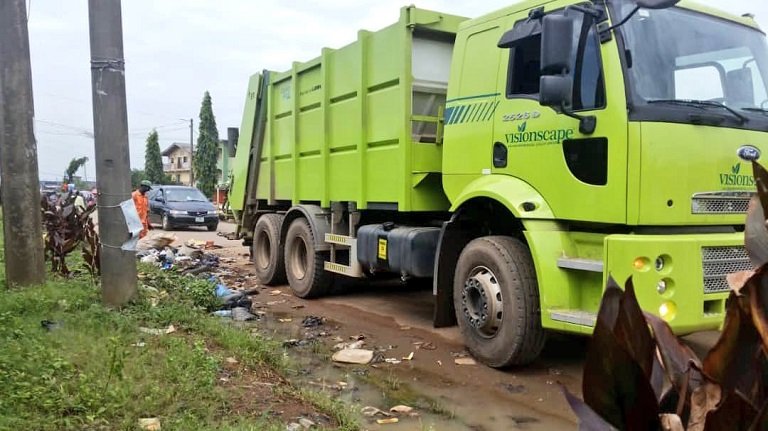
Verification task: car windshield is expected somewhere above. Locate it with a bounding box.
[165,188,207,202]
[618,3,768,111]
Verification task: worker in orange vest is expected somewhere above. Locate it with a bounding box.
[132,180,152,238]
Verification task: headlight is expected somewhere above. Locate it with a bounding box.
[207,210,217,215]
[169,210,186,215]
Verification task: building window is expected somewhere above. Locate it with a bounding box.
[183,156,188,163]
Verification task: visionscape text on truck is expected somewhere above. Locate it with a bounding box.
[228,0,768,367]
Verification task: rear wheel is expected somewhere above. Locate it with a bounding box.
[252,214,286,285]
[284,218,332,298]
[453,236,546,367]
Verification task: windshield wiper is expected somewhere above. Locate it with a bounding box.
[647,99,748,124]
[742,107,768,116]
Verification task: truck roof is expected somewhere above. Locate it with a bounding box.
[459,0,761,33]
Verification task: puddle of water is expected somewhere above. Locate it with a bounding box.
[240,312,477,430]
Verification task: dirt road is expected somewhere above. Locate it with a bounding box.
[167,222,720,430]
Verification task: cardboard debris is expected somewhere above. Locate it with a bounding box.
[402,352,414,361]
[139,325,176,335]
[454,357,476,366]
[389,405,414,415]
[138,418,161,430]
[376,418,399,424]
[332,348,375,364]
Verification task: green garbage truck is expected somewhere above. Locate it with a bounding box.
[229,0,768,366]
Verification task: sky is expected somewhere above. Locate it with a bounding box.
[26,0,768,181]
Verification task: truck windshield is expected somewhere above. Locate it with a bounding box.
[618,4,768,115]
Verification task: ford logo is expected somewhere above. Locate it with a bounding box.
[737,145,761,162]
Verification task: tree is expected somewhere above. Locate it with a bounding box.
[194,91,219,197]
[144,129,165,183]
[64,157,88,183]
[131,169,147,189]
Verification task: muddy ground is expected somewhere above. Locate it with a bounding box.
[173,222,721,430]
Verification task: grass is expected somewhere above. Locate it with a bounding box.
[0,262,359,431]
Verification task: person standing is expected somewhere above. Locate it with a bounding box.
[73,191,86,212]
[132,180,152,238]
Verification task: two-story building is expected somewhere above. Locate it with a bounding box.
[161,143,192,185]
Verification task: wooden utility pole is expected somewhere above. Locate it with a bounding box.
[0,0,46,287]
[88,0,137,305]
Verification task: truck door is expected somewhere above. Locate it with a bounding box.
[492,7,628,224]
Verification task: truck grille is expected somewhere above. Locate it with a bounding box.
[701,246,753,294]
[691,192,752,214]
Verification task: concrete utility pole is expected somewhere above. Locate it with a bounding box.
[0,0,46,287]
[189,118,194,186]
[88,0,137,306]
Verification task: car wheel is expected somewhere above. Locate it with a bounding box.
[453,236,546,367]
[207,223,218,232]
[162,214,173,231]
[284,217,332,298]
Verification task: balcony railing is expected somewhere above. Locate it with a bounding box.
[163,163,190,172]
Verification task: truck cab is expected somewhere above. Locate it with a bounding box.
[439,0,767,363]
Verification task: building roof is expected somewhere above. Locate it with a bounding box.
[161,142,191,157]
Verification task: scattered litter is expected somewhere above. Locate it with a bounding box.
[298,417,315,429]
[376,418,399,425]
[40,320,62,331]
[131,342,146,348]
[225,357,239,364]
[139,325,176,335]
[502,383,526,394]
[332,349,375,364]
[213,310,233,318]
[454,357,476,366]
[270,290,283,296]
[361,406,392,417]
[137,232,176,251]
[333,340,365,351]
[399,326,411,330]
[384,358,402,365]
[141,254,160,265]
[331,336,344,343]
[138,417,161,430]
[402,352,414,361]
[389,405,414,415]
[231,307,257,321]
[548,368,563,376]
[413,341,436,350]
[266,300,287,306]
[436,360,442,366]
[350,334,366,341]
[278,318,293,323]
[291,304,305,309]
[286,423,302,431]
[301,315,324,328]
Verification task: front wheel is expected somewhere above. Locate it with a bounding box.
[162,214,173,231]
[453,236,546,367]
[207,224,218,232]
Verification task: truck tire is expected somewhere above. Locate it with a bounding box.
[284,217,332,298]
[252,214,286,285]
[453,236,546,367]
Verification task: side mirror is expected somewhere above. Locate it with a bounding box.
[540,76,573,108]
[540,14,575,76]
[635,0,679,9]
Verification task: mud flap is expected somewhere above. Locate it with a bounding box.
[433,217,472,328]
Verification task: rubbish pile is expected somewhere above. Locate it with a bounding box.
[136,233,221,273]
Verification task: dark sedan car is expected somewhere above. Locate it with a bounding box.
[148,185,218,231]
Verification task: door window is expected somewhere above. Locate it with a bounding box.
[505,11,606,111]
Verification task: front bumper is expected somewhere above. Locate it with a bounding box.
[168,214,218,226]
[604,232,748,334]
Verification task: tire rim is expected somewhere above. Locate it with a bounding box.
[255,230,271,270]
[289,236,309,280]
[461,266,503,338]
